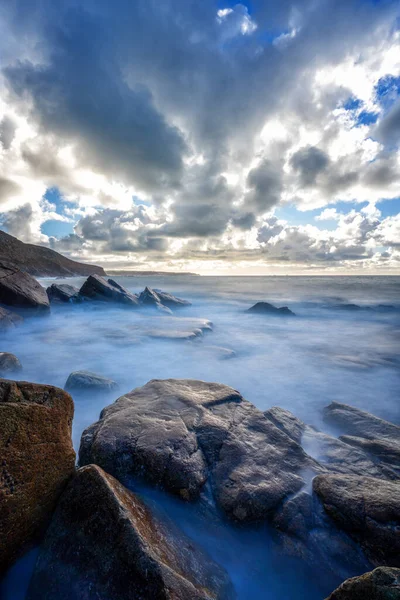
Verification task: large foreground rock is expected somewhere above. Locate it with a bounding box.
[65,370,118,391]
[0,379,75,574]
[79,274,140,306]
[0,262,50,310]
[0,306,23,330]
[326,567,400,600]
[27,465,233,600]
[313,474,400,567]
[80,379,313,522]
[47,283,82,303]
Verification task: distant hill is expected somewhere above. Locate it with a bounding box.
[107,270,199,277]
[0,230,105,277]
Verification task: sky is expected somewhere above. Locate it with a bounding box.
[0,0,399,275]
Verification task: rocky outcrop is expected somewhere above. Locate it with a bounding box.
[0,229,105,277]
[247,302,295,316]
[153,288,191,309]
[47,283,82,303]
[138,286,173,314]
[0,306,23,330]
[325,567,400,600]
[27,465,233,600]
[79,274,140,306]
[0,353,22,373]
[0,262,50,310]
[0,379,75,574]
[339,435,400,473]
[324,402,400,441]
[313,474,400,567]
[65,370,118,391]
[80,379,313,521]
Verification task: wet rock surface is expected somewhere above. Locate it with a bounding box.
[247,302,295,316]
[0,262,50,310]
[324,401,400,441]
[65,370,118,391]
[325,567,400,600]
[313,474,400,567]
[0,379,75,575]
[27,464,233,600]
[79,274,140,306]
[47,283,82,303]
[79,379,312,521]
[0,353,22,373]
[0,306,23,330]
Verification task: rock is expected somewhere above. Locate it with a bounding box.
[65,370,118,391]
[313,474,400,567]
[138,286,173,314]
[153,288,192,308]
[46,283,82,303]
[80,379,312,522]
[264,407,396,480]
[339,435,400,472]
[246,302,295,316]
[79,274,140,306]
[0,353,22,373]
[324,402,400,441]
[325,567,400,600]
[202,346,237,360]
[0,379,75,574]
[0,306,23,330]
[0,262,50,310]
[146,329,199,341]
[27,465,233,600]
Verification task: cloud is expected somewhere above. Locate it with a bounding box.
[290,146,329,187]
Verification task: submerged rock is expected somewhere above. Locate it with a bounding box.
[80,379,312,521]
[324,402,400,441]
[325,567,400,600]
[0,353,22,373]
[247,302,295,316]
[65,370,118,391]
[47,283,82,303]
[313,474,400,567]
[0,379,75,574]
[0,306,23,330]
[27,465,233,600]
[0,262,50,310]
[79,274,140,306]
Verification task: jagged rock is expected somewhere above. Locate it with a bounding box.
[0,262,50,310]
[246,302,295,316]
[153,288,191,308]
[324,402,400,441]
[313,474,400,567]
[27,465,233,600]
[339,435,400,472]
[80,379,313,522]
[264,407,396,480]
[0,379,75,575]
[47,283,82,303]
[325,567,400,599]
[138,286,173,314]
[79,275,140,306]
[0,353,22,373]
[65,370,118,391]
[0,306,23,330]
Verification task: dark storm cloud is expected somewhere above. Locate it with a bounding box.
[290,146,329,187]
[375,99,400,147]
[0,116,16,150]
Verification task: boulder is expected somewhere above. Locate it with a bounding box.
[138,286,173,314]
[0,353,22,373]
[27,465,233,600]
[339,435,400,473]
[79,274,140,306]
[65,370,118,391]
[80,379,313,522]
[313,474,400,567]
[0,262,50,310]
[325,567,400,600]
[246,302,295,316]
[46,283,82,303]
[0,306,23,330]
[324,402,400,441]
[0,379,75,574]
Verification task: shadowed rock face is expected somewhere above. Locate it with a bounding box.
[79,274,140,306]
[246,302,295,316]
[64,370,118,391]
[27,465,234,600]
[0,307,23,330]
[0,262,50,310]
[0,379,75,575]
[47,284,82,303]
[313,474,400,567]
[325,567,400,600]
[79,379,312,522]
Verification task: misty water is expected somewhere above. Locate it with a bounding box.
[1,275,400,599]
